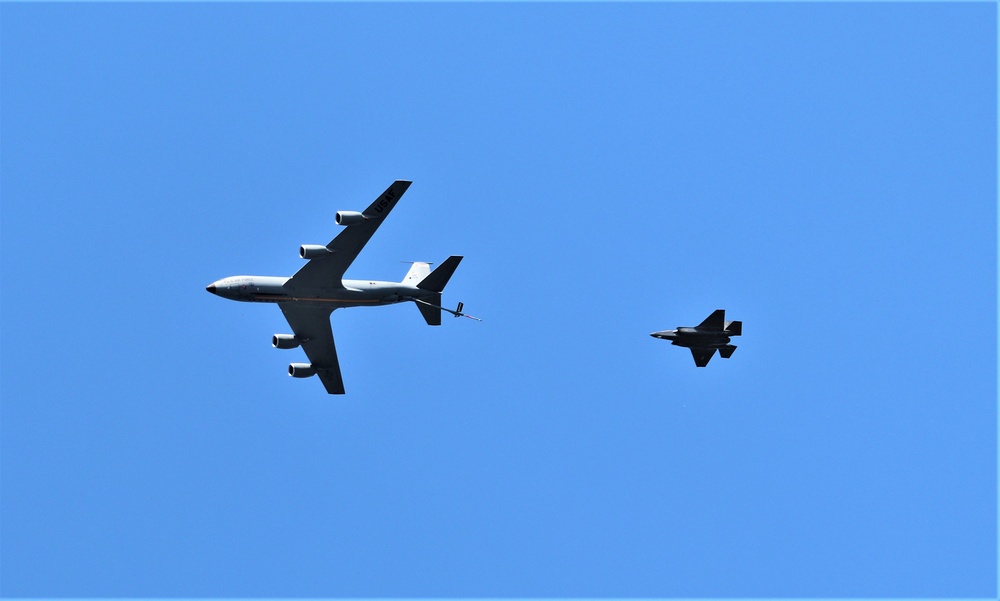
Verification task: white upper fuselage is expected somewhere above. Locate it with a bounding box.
[207,275,433,308]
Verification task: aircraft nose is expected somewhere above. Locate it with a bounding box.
[206,284,217,295]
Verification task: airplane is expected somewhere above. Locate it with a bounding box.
[206,180,477,394]
[650,309,742,367]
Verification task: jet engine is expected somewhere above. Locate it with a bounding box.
[335,211,365,226]
[300,244,331,259]
[288,363,316,378]
[272,334,300,349]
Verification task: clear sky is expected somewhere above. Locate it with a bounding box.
[1,2,996,598]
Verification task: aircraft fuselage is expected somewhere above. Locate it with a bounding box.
[651,310,740,367]
[206,275,435,308]
[650,329,732,349]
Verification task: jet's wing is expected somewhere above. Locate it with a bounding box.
[286,180,412,292]
[279,304,345,394]
[691,347,717,367]
[696,309,726,330]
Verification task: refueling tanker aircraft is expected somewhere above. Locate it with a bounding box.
[206,180,478,394]
[650,309,742,367]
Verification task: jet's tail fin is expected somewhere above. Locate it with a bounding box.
[697,309,726,330]
[719,344,737,359]
[417,255,463,292]
[401,261,432,285]
[724,320,742,336]
[415,292,442,326]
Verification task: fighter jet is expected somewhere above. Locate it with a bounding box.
[650,309,742,367]
[206,180,477,394]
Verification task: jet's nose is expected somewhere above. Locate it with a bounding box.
[206,284,218,295]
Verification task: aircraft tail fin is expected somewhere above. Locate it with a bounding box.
[417,255,463,292]
[719,344,737,359]
[724,320,742,336]
[697,309,726,330]
[401,261,432,285]
[415,292,442,326]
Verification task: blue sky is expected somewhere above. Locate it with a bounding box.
[1,2,996,597]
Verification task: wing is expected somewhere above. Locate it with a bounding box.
[690,347,716,367]
[285,180,412,292]
[279,304,345,394]
[696,309,726,330]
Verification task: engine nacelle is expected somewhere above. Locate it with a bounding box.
[300,244,331,259]
[288,363,316,378]
[272,334,300,349]
[335,211,365,226]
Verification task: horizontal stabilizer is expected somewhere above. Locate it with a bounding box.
[697,309,725,330]
[724,320,742,336]
[415,293,442,326]
[719,344,737,359]
[417,255,463,292]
